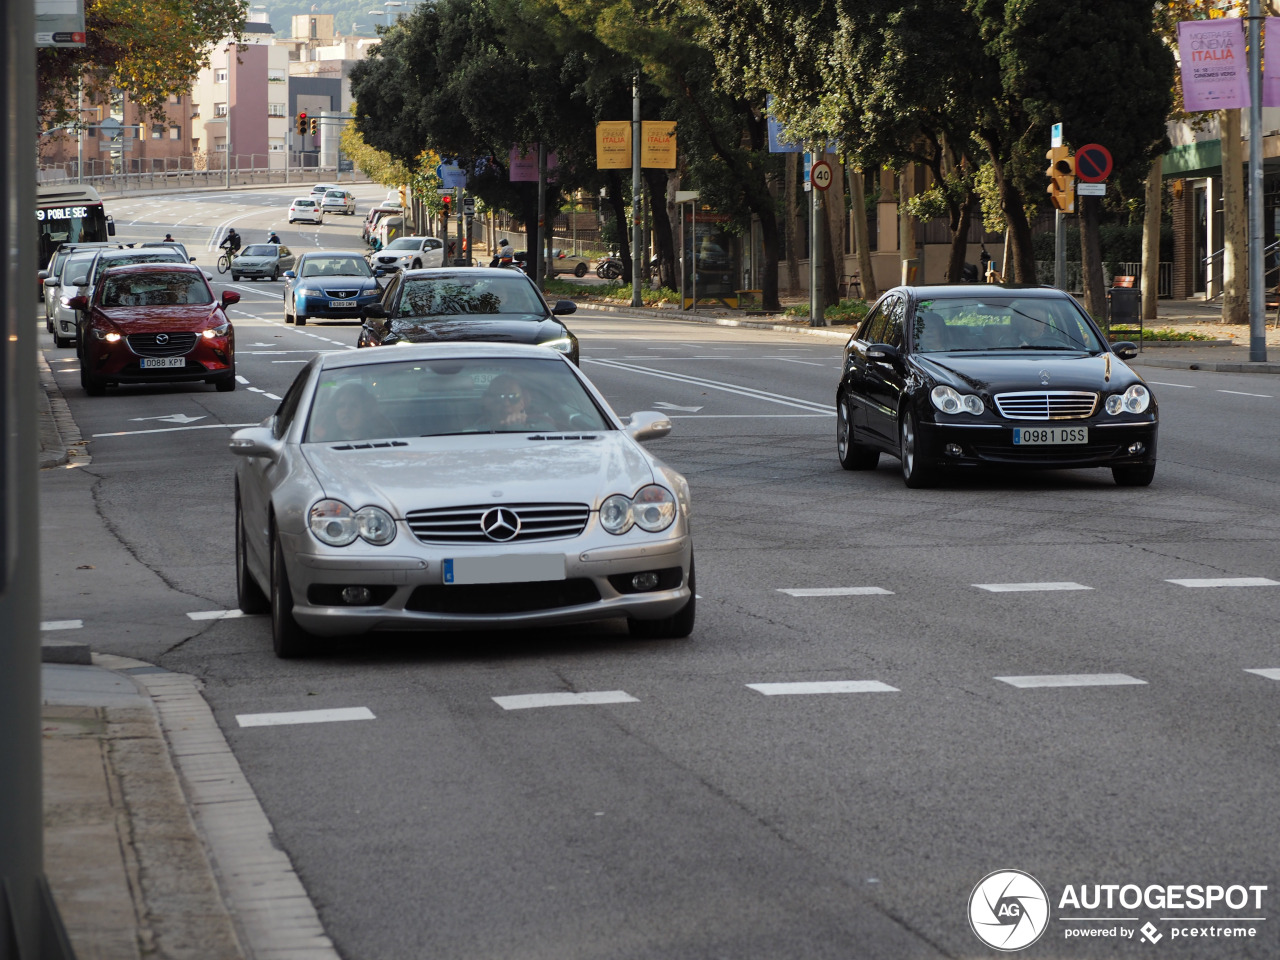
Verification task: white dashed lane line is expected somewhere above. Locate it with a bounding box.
[973,582,1093,593]
[236,707,376,728]
[493,691,638,711]
[1166,577,1279,588]
[747,681,898,695]
[41,620,83,631]
[1245,669,1280,680]
[996,674,1148,689]
[778,587,893,597]
[1217,389,1272,398]
[188,609,260,621]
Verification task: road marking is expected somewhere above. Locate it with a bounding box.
[747,681,898,695]
[584,358,832,413]
[1217,389,1272,398]
[778,587,893,597]
[94,423,258,438]
[1147,381,1195,389]
[1245,668,1280,680]
[996,674,1147,688]
[492,691,638,711]
[264,392,282,400]
[236,707,376,727]
[653,402,704,413]
[974,582,1092,592]
[130,414,206,424]
[235,374,250,383]
[187,609,262,620]
[41,619,83,631]
[1166,577,1279,588]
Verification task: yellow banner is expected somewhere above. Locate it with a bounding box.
[595,122,631,169]
[641,121,677,169]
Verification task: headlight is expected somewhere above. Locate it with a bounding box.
[92,327,122,342]
[930,384,984,415]
[1105,384,1151,415]
[599,485,678,535]
[202,321,231,339]
[538,337,574,355]
[310,500,397,546]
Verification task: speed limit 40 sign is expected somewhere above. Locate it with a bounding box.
[811,160,833,190]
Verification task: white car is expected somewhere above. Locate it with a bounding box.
[45,249,100,348]
[288,198,324,225]
[321,189,357,216]
[310,183,338,201]
[369,235,445,271]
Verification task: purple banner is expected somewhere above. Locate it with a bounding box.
[509,145,558,183]
[1266,19,1280,107]
[1178,19,1249,112]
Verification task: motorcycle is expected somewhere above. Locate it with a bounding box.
[596,254,624,280]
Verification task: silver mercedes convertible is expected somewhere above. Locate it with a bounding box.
[230,343,694,657]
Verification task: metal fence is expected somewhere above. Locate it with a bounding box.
[37,155,348,196]
[1035,261,1173,298]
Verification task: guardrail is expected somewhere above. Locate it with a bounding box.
[1035,261,1172,298]
[37,158,361,197]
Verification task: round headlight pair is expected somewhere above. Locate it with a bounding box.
[930,385,984,415]
[599,485,677,535]
[1105,384,1151,415]
[309,499,397,546]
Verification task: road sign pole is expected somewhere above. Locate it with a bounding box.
[1054,210,1066,291]
[1249,0,1268,361]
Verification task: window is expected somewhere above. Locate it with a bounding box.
[268,103,286,117]
[169,126,180,140]
[214,103,227,117]
[191,104,200,117]
[269,139,285,152]
[268,68,286,83]
[214,69,228,83]
[151,124,164,139]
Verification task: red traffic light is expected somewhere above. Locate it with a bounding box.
[299,112,307,120]
[441,195,451,206]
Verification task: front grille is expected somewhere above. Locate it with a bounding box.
[375,256,398,265]
[994,390,1097,420]
[970,442,1122,463]
[406,579,600,614]
[127,332,198,357]
[406,503,590,544]
[325,288,359,299]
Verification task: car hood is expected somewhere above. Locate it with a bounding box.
[94,304,224,330]
[295,275,380,292]
[235,256,278,266]
[301,432,653,515]
[385,315,563,345]
[914,351,1142,393]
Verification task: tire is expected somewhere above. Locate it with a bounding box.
[574,262,587,278]
[899,407,937,488]
[295,313,307,326]
[271,267,279,281]
[53,332,73,349]
[79,359,106,396]
[412,260,421,270]
[837,395,879,470]
[214,373,236,392]
[1112,463,1156,487]
[236,497,270,615]
[217,254,229,274]
[270,532,312,658]
[628,556,696,639]
[231,273,240,281]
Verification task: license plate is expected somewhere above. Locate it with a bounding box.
[140,357,185,369]
[1013,426,1088,445]
[443,554,565,585]
[329,300,356,308]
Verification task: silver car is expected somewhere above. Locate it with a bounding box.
[231,243,296,281]
[46,249,103,348]
[230,343,695,657]
[321,189,357,215]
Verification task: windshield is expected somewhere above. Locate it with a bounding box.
[396,275,546,317]
[325,190,345,199]
[93,252,183,281]
[912,296,1105,353]
[62,253,98,283]
[241,245,277,257]
[305,356,609,441]
[385,238,421,251]
[100,271,212,307]
[294,199,315,207]
[300,256,373,278]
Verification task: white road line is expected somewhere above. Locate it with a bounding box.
[584,358,832,413]
[492,691,638,711]
[236,707,376,728]
[1166,577,1279,588]
[973,582,1092,592]
[94,423,258,438]
[996,674,1147,688]
[187,609,261,621]
[778,587,893,597]
[235,375,250,383]
[1245,668,1280,682]
[1217,389,1272,398]
[1147,381,1196,389]
[264,392,282,400]
[747,681,898,695]
[41,619,84,631]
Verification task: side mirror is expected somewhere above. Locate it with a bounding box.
[625,411,673,442]
[283,270,296,280]
[229,426,283,461]
[374,267,388,277]
[189,256,197,263]
[107,217,116,236]
[361,303,388,320]
[1111,341,1139,360]
[222,291,241,306]
[43,277,59,288]
[552,299,577,316]
[38,270,49,282]
[204,273,214,281]
[867,343,902,363]
[68,295,89,311]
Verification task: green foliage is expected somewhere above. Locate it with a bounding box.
[784,298,869,325]
[545,278,681,305]
[1031,224,1174,263]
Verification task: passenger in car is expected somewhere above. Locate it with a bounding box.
[310,383,398,441]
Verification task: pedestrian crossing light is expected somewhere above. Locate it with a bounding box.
[309,117,319,136]
[296,112,308,136]
[1046,146,1075,213]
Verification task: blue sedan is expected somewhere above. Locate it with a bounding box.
[283,250,385,326]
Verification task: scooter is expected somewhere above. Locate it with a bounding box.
[596,254,623,280]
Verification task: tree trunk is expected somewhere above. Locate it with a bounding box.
[1141,156,1162,320]
[785,153,800,292]
[849,166,879,301]
[1221,108,1247,324]
[825,153,846,300]
[1079,194,1106,318]
[983,144,1036,283]
[947,199,973,283]
[645,169,676,290]
[605,171,632,286]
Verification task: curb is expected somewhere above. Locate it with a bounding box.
[37,350,92,470]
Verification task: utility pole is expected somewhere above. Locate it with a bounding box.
[807,149,824,326]
[631,73,642,307]
[1248,0,1268,361]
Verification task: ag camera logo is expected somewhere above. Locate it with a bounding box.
[969,869,1050,951]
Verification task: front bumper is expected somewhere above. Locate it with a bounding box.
[295,294,379,320]
[84,338,234,383]
[235,263,279,277]
[278,528,693,636]
[918,417,1158,469]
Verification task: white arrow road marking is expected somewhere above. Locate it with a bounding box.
[129,414,207,424]
[94,423,258,438]
[236,707,376,728]
[747,681,898,695]
[996,674,1147,688]
[653,402,704,413]
[493,691,638,711]
[1245,668,1280,680]
[41,620,84,631]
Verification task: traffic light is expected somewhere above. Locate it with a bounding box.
[1046,146,1075,213]
[441,193,451,214]
[296,112,307,135]
[309,117,318,136]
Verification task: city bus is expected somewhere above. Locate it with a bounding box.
[36,183,114,265]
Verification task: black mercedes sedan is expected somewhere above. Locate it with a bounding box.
[836,285,1158,487]
[357,267,580,364]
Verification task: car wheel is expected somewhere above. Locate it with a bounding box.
[236,496,270,615]
[53,332,73,349]
[214,373,236,392]
[412,260,421,270]
[837,394,879,471]
[1112,463,1156,487]
[270,530,312,658]
[79,359,106,396]
[231,272,240,281]
[628,555,696,639]
[272,267,279,281]
[899,407,937,488]
[574,262,587,278]
[295,313,307,326]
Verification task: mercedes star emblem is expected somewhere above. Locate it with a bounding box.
[1039,370,1051,385]
[480,507,520,542]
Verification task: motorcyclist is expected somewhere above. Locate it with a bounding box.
[220,228,241,256]
[267,230,280,244]
[490,238,514,267]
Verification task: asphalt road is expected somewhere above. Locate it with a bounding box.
[38,185,1280,959]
